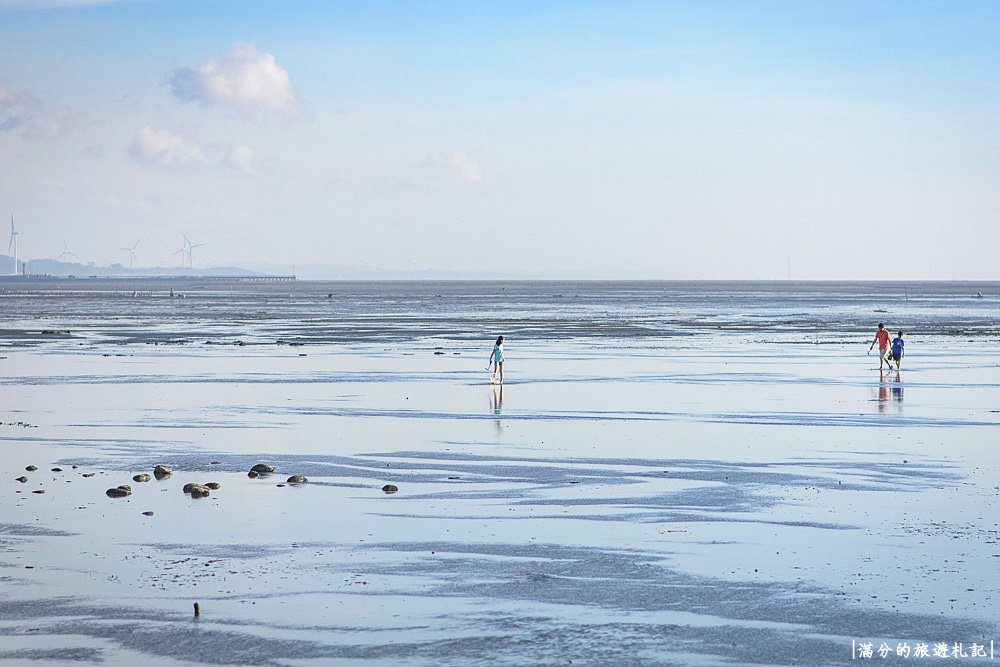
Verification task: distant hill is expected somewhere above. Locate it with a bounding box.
[238,261,519,281]
[0,254,265,278]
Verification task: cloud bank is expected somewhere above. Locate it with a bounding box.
[170,43,298,114]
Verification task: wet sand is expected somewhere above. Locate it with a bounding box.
[1,283,998,665]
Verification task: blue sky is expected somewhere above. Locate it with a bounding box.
[1,1,998,278]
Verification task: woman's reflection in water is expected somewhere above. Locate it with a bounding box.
[491,383,504,436]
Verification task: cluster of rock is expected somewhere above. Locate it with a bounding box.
[247,463,275,478]
[101,464,225,499]
[106,465,172,498]
[182,482,220,498]
[247,463,309,486]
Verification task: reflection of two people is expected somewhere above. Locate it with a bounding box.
[877,369,903,413]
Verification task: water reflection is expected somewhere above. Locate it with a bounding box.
[491,383,504,415]
[490,383,504,437]
[891,370,903,407]
[876,369,903,414]
[877,374,891,414]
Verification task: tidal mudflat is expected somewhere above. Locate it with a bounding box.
[1,280,998,665]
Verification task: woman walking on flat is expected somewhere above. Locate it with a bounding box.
[489,336,505,384]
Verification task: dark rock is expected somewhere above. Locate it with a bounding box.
[81,472,95,478]
[142,511,154,516]
[204,482,221,490]
[188,484,211,498]
[153,465,173,480]
[51,468,63,472]
[32,489,45,494]
[210,461,221,465]
[247,470,258,478]
[133,474,151,483]
[250,464,275,474]
[25,465,37,472]
[381,484,399,494]
[106,486,131,498]
[15,476,28,483]
[286,475,307,484]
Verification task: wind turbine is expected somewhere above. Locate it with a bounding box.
[8,216,18,276]
[120,238,140,270]
[187,241,206,268]
[174,235,190,268]
[57,239,77,263]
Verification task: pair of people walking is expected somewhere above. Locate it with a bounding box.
[870,323,905,371]
[490,327,908,381]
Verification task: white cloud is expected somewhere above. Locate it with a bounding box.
[0,85,61,139]
[226,145,258,176]
[130,125,208,168]
[406,151,484,189]
[450,151,482,184]
[170,43,298,114]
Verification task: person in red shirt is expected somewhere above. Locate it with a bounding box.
[869,322,891,371]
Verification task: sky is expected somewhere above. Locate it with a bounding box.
[0,0,998,279]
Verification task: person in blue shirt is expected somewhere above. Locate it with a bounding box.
[888,331,905,370]
[488,335,505,384]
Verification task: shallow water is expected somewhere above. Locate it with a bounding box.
[1,281,998,665]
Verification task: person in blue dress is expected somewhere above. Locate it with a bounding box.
[489,335,505,384]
